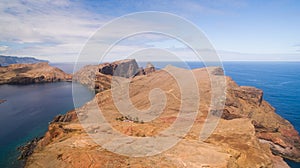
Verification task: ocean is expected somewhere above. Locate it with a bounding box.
[0,62,299,167]
[221,62,300,167]
[0,82,94,168]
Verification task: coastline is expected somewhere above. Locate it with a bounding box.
[0,62,89,168]
[0,62,72,85]
[22,62,300,167]
[2,61,300,167]
[17,137,43,167]
[0,82,94,168]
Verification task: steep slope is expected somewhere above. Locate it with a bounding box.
[24,65,299,168]
[0,62,72,84]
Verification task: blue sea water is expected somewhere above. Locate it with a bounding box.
[193,61,300,167]
[0,82,94,168]
[0,62,299,167]
[222,62,300,133]
[221,62,300,167]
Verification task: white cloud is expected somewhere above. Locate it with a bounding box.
[0,0,110,61]
[0,45,8,52]
[0,1,192,62]
[1,0,298,62]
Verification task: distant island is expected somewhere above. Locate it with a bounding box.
[0,55,48,66]
[0,99,6,104]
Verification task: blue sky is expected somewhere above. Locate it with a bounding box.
[0,0,299,62]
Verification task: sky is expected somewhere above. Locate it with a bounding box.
[0,0,300,62]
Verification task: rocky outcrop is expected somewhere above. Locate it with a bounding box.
[99,59,139,77]
[73,59,155,92]
[222,80,300,161]
[133,62,156,76]
[25,65,299,167]
[51,111,78,123]
[208,66,225,76]
[0,99,6,104]
[0,62,72,84]
[144,62,156,75]
[18,137,43,160]
[232,86,263,105]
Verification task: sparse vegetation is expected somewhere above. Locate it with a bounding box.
[115,115,144,124]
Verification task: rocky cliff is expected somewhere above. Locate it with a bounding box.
[73,59,155,92]
[24,65,300,168]
[0,62,72,84]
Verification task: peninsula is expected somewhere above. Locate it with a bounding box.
[22,59,300,167]
[0,62,72,84]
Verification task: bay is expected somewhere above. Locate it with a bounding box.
[0,82,94,168]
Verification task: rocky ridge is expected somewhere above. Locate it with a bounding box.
[0,55,48,66]
[73,59,155,92]
[24,63,300,168]
[0,62,72,84]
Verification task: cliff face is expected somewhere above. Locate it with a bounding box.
[25,65,299,168]
[224,83,300,161]
[73,59,155,92]
[0,62,72,84]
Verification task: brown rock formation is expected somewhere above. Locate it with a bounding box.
[224,80,300,161]
[0,99,6,104]
[99,59,139,77]
[24,65,299,167]
[0,62,72,84]
[73,59,155,92]
[144,62,156,75]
